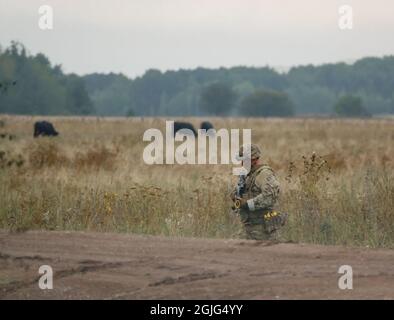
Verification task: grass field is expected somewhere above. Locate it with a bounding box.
[0,116,393,247]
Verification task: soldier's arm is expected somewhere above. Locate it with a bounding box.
[230,188,237,201]
[246,169,280,211]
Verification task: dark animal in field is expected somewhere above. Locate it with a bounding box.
[173,121,197,136]
[0,133,15,140]
[34,121,59,137]
[200,121,214,131]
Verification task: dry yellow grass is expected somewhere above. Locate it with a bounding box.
[0,115,393,247]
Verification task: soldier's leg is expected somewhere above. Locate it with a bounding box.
[244,223,271,240]
[261,212,288,241]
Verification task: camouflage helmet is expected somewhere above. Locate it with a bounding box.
[236,144,262,161]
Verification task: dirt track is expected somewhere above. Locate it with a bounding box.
[0,230,393,299]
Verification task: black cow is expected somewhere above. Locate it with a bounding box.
[173,121,197,136]
[34,121,59,137]
[200,121,214,131]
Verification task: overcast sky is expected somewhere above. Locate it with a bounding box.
[1,0,393,78]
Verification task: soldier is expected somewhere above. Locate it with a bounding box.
[231,144,287,240]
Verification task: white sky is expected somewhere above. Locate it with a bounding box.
[0,0,393,78]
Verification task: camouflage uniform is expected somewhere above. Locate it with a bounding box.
[232,144,286,240]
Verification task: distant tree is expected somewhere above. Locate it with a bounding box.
[84,73,133,116]
[200,82,237,116]
[285,85,336,115]
[64,75,95,115]
[334,95,370,118]
[240,89,295,117]
[126,108,135,117]
[34,53,51,68]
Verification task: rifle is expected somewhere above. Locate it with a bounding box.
[233,174,246,209]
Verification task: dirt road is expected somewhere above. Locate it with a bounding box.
[0,230,393,299]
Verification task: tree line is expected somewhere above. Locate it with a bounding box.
[1,41,393,117]
[0,42,93,115]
